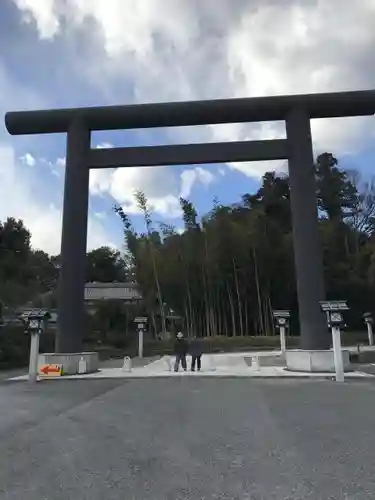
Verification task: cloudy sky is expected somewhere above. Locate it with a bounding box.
[1,0,375,255]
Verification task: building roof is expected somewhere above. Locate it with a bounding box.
[84,282,142,300]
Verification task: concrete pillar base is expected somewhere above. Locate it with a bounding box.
[38,352,99,375]
[286,349,353,373]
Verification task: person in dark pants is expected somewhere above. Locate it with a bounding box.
[189,335,203,372]
[174,332,188,372]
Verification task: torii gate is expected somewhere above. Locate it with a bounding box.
[5,90,375,355]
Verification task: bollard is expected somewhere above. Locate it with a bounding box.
[138,327,144,358]
[366,322,374,346]
[78,356,87,374]
[165,356,172,372]
[280,325,286,356]
[122,356,132,373]
[252,355,260,371]
[331,325,344,382]
[363,313,374,346]
[28,333,40,383]
[207,355,216,372]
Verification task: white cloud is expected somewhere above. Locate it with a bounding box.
[94,212,107,220]
[53,157,66,176]
[89,164,215,217]
[13,0,375,176]
[5,0,375,255]
[20,153,36,167]
[89,166,181,216]
[90,142,215,215]
[14,0,59,39]
[89,169,112,197]
[227,161,286,179]
[0,144,115,255]
[180,167,215,199]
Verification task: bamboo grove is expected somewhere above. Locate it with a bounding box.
[114,153,375,337]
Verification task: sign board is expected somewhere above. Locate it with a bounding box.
[134,317,148,323]
[39,364,63,377]
[319,301,349,312]
[273,310,290,318]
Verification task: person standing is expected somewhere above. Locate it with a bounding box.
[189,335,203,372]
[174,332,188,372]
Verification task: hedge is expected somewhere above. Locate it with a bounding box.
[142,332,370,357]
[0,325,55,370]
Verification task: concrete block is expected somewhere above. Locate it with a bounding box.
[286,349,352,373]
[245,354,285,368]
[259,354,286,367]
[38,352,99,375]
[251,355,260,370]
[122,356,132,373]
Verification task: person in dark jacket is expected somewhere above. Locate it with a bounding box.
[174,332,188,372]
[189,335,203,372]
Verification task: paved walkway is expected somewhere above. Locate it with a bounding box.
[8,351,374,381]
[1,377,375,498]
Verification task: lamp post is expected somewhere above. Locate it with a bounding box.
[134,316,148,358]
[273,310,290,356]
[319,301,349,382]
[363,312,374,346]
[20,309,51,383]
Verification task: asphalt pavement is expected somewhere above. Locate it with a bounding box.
[1,376,375,499]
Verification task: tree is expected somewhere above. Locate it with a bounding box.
[134,190,167,337]
[0,218,47,307]
[346,170,375,236]
[114,202,164,338]
[179,197,200,231]
[315,153,358,222]
[243,171,291,231]
[27,250,58,290]
[108,156,374,338]
[0,218,31,283]
[86,246,127,283]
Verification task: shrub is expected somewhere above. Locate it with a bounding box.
[0,325,55,370]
